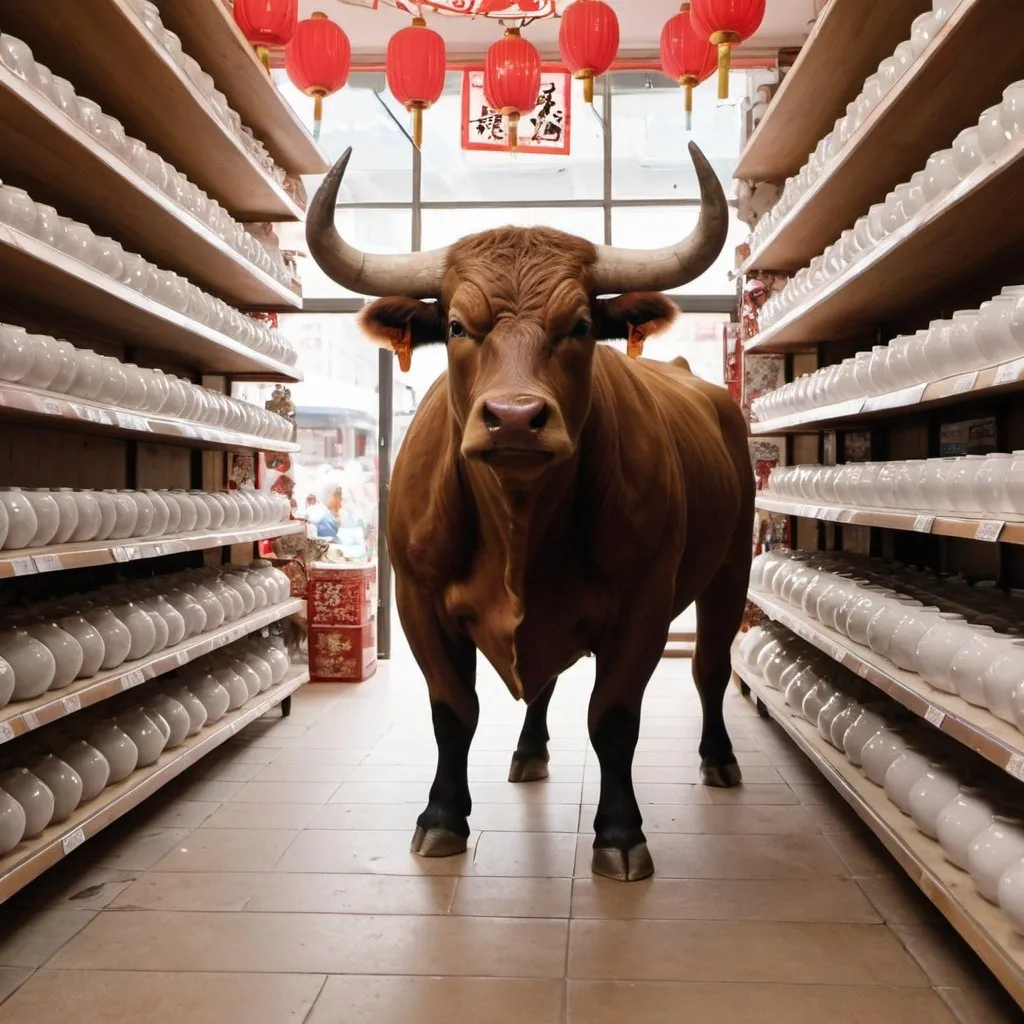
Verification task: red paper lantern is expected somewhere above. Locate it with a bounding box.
[483,27,541,151]
[285,11,352,140]
[691,0,765,99]
[660,2,717,129]
[234,0,297,70]
[558,0,620,105]
[387,17,447,149]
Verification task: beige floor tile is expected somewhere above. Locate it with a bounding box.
[631,749,772,767]
[593,765,784,785]
[791,783,851,806]
[579,803,818,835]
[937,984,1024,1024]
[252,764,355,784]
[826,831,898,878]
[171,779,244,803]
[306,802,424,831]
[581,783,712,806]
[0,909,96,968]
[635,736,760,753]
[136,800,220,830]
[247,873,456,915]
[893,924,1002,989]
[573,833,848,880]
[450,877,572,918]
[704,784,800,805]
[270,746,372,766]
[567,981,959,1023]
[275,829,479,875]
[473,831,578,877]
[211,744,280,766]
[471,803,584,834]
[0,970,324,1024]
[202,801,323,830]
[190,761,264,782]
[11,866,138,912]
[91,828,196,872]
[571,877,880,924]
[567,919,927,985]
[112,872,264,912]
[150,829,299,873]
[0,968,31,1004]
[858,877,943,927]
[331,780,582,805]
[343,763,438,783]
[50,911,568,977]
[468,748,588,767]
[802,800,863,833]
[306,976,562,1024]
[229,780,341,804]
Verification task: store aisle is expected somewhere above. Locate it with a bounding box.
[0,637,1016,1023]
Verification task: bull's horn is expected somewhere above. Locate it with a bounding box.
[306,148,449,298]
[589,141,729,295]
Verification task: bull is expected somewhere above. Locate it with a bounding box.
[306,142,754,881]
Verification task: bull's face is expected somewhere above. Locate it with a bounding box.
[304,142,729,485]
[359,229,678,481]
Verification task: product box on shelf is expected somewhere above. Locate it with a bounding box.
[268,556,309,599]
[309,621,377,683]
[308,563,377,628]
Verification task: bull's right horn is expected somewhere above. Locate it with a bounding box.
[306,148,449,299]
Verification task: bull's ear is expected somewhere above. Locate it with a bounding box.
[359,297,446,350]
[593,292,678,341]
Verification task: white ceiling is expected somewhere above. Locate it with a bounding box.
[302,0,821,59]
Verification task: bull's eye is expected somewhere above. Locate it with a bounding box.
[570,318,592,339]
[448,319,466,339]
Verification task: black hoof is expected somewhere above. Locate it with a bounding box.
[700,759,743,788]
[508,753,550,783]
[592,842,654,882]
[410,826,469,858]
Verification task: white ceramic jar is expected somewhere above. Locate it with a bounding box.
[843,706,888,767]
[884,748,932,815]
[968,817,1024,903]
[26,620,83,689]
[0,786,26,855]
[186,672,230,723]
[115,708,166,767]
[935,788,996,870]
[58,739,110,802]
[0,767,54,838]
[166,684,208,735]
[88,721,139,782]
[0,627,56,698]
[29,754,82,824]
[908,766,961,839]
[860,727,909,787]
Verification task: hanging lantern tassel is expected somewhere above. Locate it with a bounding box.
[312,90,325,140]
[709,30,740,99]
[254,45,272,72]
[681,75,697,130]
[660,4,717,130]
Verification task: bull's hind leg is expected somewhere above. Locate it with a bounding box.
[509,678,556,783]
[693,560,749,788]
[397,579,479,858]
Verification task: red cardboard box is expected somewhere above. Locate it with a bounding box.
[268,557,308,599]
[308,564,376,628]
[309,622,377,683]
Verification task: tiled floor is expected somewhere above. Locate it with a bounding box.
[0,632,1020,1023]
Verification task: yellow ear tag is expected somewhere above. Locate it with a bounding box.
[395,322,413,373]
[627,325,646,360]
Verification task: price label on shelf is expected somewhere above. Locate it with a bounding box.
[8,557,36,576]
[61,693,82,715]
[1005,754,1024,781]
[912,515,935,534]
[864,384,926,413]
[22,710,39,731]
[41,399,62,416]
[123,669,146,690]
[32,554,63,573]
[994,358,1024,386]
[175,650,189,667]
[950,371,979,395]
[0,721,14,743]
[828,643,846,665]
[821,507,842,522]
[61,826,87,855]
[115,411,150,432]
[976,520,1005,542]
[856,662,872,679]
[112,546,130,562]
[924,705,946,729]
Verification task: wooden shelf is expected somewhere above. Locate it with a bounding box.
[1,0,303,222]
[0,598,302,745]
[0,381,301,455]
[733,656,1024,1010]
[735,0,932,183]
[756,495,1024,546]
[0,521,302,581]
[156,0,327,176]
[0,667,306,903]
[0,226,300,382]
[740,0,1024,273]
[751,355,1024,434]
[0,69,301,310]
[744,130,1024,352]
[746,588,1024,781]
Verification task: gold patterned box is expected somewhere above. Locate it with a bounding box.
[308,564,376,628]
[309,622,377,683]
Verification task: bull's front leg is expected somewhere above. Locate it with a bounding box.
[589,603,668,883]
[396,579,478,858]
[508,677,557,783]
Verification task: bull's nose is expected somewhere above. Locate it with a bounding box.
[483,398,549,436]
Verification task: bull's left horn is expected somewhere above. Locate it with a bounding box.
[589,141,729,295]
[306,148,449,298]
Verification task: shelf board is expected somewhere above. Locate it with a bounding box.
[751,355,1024,435]
[740,0,1024,273]
[1,0,303,222]
[0,599,302,745]
[156,0,327,176]
[735,0,932,183]
[0,381,301,455]
[0,521,302,581]
[747,588,1024,781]
[744,130,1024,352]
[0,226,300,382]
[0,667,307,904]
[0,69,301,310]
[756,495,1024,546]
[733,657,1024,1011]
